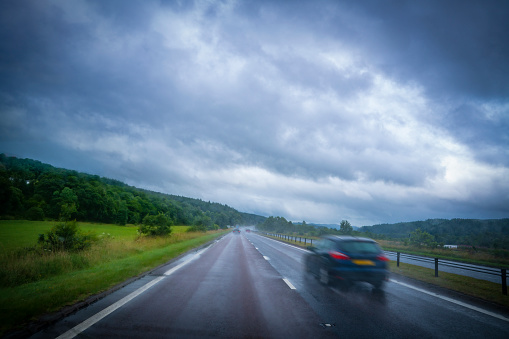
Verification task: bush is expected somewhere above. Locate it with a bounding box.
[138,213,172,236]
[38,221,97,251]
[26,207,44,221]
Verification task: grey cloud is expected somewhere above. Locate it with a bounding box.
[337,0,509,100]
[1,0,508,225]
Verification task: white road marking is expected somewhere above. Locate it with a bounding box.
[56,246,209,339]
[263,256,270,260]
[283,278,296,290]
[391,279,509,322]
[164,248,206,276]
[254,233,309,253]
[56,276,165,339]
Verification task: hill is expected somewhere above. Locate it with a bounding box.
[0,154,266,228]
[359,218,509,249]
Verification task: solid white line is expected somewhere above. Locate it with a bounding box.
[56,276,165,339]
[283,278,296,290]
[164,248,205,275]
[57,247,209,339]
[391,279,509,322]
[255,233,309,253]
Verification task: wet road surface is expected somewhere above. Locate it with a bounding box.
[31,231,509,338]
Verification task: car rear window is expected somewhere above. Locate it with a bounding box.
[338,241,381,254]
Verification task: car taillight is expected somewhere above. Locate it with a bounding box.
[376,255,390,262]
[329,251,350,260]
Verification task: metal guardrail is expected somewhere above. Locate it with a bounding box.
[259,232,508,295]
[261,232,314,246]
[386,251,508,295]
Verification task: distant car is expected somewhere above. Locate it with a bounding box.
[304,235,389,289]
[246,229,251,233]
[233,228,240,234]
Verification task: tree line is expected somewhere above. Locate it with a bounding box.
[359,218,509,249]
[0,154,265,229]
[257,216,354,236]
[257,215,509,250]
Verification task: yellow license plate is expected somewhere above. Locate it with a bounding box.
[352,259,375,266]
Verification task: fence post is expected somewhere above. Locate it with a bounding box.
[435,258,439,277]
[502,269,507,295]
[305,238,307,245]
[397,252,400,267]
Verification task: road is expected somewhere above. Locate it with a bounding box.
[31,231,509,338]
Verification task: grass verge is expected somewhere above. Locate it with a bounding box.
[389,261,509,308]
[0,224,227,336]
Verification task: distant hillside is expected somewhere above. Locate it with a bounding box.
[359,218,509,249]
[318,223,362,231]
[300,222,360,231]
[0,154,266,227]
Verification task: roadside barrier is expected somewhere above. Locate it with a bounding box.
[260,232,314,246]
[387,251,508,295]
[258,232,508,295]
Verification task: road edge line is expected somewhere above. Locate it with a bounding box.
[391,279,509,323]
[56,244,212,338]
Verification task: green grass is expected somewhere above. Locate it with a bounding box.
[0,220,55,251]
[0,220,227,336]
[389,261,509,308]
[378,239,509,267]
[0,221,191,250]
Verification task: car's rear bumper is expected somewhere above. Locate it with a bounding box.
[330,267,389,284]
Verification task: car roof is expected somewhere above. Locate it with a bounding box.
[324,235,376,243]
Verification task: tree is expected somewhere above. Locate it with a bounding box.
[138,213,173,236]
[340,220,353,235]
[407,228,438,248]
[58,187,79,221]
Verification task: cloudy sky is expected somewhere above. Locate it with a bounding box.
[1,0,508,226]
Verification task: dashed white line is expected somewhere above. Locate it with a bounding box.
[283,278,296,290]
[391,279,509,322]
[263,256,270,260]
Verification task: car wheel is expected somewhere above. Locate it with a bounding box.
[304,257,311,273]
[319,267,330,285]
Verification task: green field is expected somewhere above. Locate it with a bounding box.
[0,220,192,251]
[0,220,225,336]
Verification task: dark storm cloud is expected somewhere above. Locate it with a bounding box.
[1,0,508,225]
[335,0,509,98]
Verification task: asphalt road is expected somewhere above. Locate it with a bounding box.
[30,231,509,338]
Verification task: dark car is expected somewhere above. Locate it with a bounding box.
[305,235,389,289]
[233,228,240,234]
